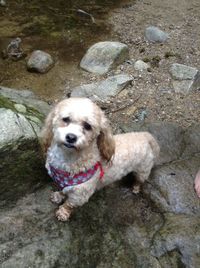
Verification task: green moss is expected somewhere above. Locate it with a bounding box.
[0,94,45,122]
[0,95,16,111]
[143,57,150,63]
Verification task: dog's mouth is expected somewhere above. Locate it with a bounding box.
[63,143,76,149]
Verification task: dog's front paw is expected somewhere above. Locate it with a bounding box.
[56,205,72,221]
[50,191,65,204]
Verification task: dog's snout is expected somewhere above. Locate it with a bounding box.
[66,133,77,144]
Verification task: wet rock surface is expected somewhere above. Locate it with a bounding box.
[0,119,199,267]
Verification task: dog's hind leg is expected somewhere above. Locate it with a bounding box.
[132,169,151,194]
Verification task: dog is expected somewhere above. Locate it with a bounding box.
[41,97,160,221]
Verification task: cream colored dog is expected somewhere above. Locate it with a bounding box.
[41,97,160,221]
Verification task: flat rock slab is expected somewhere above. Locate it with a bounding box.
[71,74,133,100]
[170,63,198,80]
[169,63,200,93]
[0,86,50,115]
[80,41,129,74]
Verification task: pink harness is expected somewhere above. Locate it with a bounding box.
[48,162,104,190]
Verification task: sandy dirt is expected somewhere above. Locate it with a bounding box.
[103,0,200,128]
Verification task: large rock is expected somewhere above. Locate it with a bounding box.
[80,41,129,75]
[71,74,133,100]
[0,87,50,205]
[0,121,199,267]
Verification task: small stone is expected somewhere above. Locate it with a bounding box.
[134,60,150,71]
[27,50,54,74]
[145,26,169,43]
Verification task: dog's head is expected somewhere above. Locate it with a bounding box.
[41,98,115,161]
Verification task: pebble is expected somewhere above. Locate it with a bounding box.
[134,60,150,71]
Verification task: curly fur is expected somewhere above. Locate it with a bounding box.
[41,97,160,221]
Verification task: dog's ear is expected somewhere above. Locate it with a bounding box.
[40,108,55,155]
[97,111,115,162]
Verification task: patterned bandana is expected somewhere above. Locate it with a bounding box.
[48,162,104,190]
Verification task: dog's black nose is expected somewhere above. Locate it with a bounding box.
[66,133,77,144]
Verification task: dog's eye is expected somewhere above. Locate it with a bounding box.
[83,122,92,131]
[62,117,70,123]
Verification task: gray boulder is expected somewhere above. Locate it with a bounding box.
[71,74,133,100]
[27,50,54,73]
[145,26,169,43]
[80,41,129,74]
[0,87,50,205]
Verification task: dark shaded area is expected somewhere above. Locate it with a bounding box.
[0,140,50,207]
